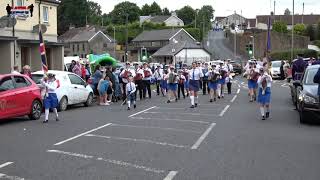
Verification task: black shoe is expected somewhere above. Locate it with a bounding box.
[221,96,224,99]
[214,98,216,101]
[183,96,185,99]
[262,116,266,120]
[210,99,213,103]
[218,96,221,99]
[127,107,130,110]
[56,117,60,122]
[266,112,270,118]
[43,120,48,123]
[190,105,195,108]
[195,103,198,107]
[167,100,171,103]
[134,104,136,109]
[175,98,178,102]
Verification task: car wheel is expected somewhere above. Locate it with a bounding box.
[85,93,93,107]
[28,100,42,120]
[298,103,308,124]
[59,96,68,112]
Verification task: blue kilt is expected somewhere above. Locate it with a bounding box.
[127,92,136,102]
[184,79,189,89]
[160,80,167,89]
[257,87,271,105]
[208,81,218,90]
[189,80,200,91]
[219,78,226,85]
[248,79,258,89]
[167,83,178,91]
[44,93,59,109]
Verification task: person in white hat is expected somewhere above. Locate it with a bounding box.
[120,62,136,102]
[165,66,178,103]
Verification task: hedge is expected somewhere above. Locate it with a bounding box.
[270,49,318,62]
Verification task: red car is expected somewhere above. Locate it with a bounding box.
[0,74,42,120]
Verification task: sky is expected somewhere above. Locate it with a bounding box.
[91,0,320,19]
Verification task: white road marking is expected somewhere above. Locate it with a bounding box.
[144,112,218,117]
[191,123,216,150]
[281,83,290,88]
[0,162,13,169]
[237,84,241,88]
[154,107,219,110]
[219,105,230,117]
[54,123,112,146]
[237,89,240,94]
[85,134,189,149]
[163,171,178,180]
[0,173,25,180]
[131,117,210,124]
[128,106,157,118]
[111,124,202,134]
[47,149,165,174]
[230,95,238,103]
[241,82,245,85]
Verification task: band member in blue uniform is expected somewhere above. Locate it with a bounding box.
[165,66,179,103]
[202,63,209,95]
[126,75,137,110]
[257,68,273,120]
[218,61,228,98]
[41,73,59,123]
[206,65,220,102]
[189,62,204,108]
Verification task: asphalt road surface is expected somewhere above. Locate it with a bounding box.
[1,78,320,180]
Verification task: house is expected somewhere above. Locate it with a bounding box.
[140,12,184,27]
[152,41,211,65]
[0,0,64,74]
[132,28,196,63]
[213,13,247,30]
[256,14,320,30]
[58,26,116,58]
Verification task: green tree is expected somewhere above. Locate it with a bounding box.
[162,8,170,15]
[293,24,306,35]
[304,24,316,41]
[110,1,141,24]
[197,5,214,37]
[272,21,288,33]
[317,22,320,40]
[177,6,195,25]
[284,8,291,15]
[101,13,112,26]
[141,4,151,16]
[149,2,162,15]
[87,1,102,25]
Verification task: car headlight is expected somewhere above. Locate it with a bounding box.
[299,93,316,104]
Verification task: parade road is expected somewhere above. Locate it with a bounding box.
[0,79,320,180]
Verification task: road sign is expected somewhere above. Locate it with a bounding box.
[0,16,17,28]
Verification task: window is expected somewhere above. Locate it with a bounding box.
[43,6,49,23]
[82,44,85,51]
[68,74,85,85]
[72,44,75,52]
[17,0,24,6]
[31,74,44,84]
[77,44,79,52]
[13,76,30,88]
[0,77,15,92]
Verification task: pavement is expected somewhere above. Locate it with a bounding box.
[1,78,320,180]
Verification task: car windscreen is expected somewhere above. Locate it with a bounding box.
[272,61,281,67]
[304,68,318,85]
[31,74,44,84]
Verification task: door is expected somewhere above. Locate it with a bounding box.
[21,47,30,68]
[0,76,19,118]
[12,76,33,113]
[68,74,88,103]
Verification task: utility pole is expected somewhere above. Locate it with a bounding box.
[302,2,304,24]
[125,13,128,62]
[291,0,294,61]
[113,26,116,57]
[194,9,198,29]
[274,1,276,15]
[11,0,16,65]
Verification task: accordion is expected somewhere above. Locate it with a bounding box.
[250,70,259,81]
[220,70,228,79]
[168,73,176,84]
[209,72,219,82]
[122,70,131,79]
[144,70,151,78]
[134,73,143,81]
[182,71,189,79]
[261,77,268,89]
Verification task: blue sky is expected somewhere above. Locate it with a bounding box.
[92,0,320,18]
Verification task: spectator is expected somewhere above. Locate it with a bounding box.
[72,61,82,76]
[85,64,91,81]
[68,60,76,72]
[112,68,121,102]
[11,65,20,74]
[92,64,103,95]
[280,61,285,80]
[22,65,32,78]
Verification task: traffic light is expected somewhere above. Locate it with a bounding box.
[246,44,253,56]
[141,48,147,61]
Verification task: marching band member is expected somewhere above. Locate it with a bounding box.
[245,62,259,102]
[165,66,179,103]
[134,63,144,100]
[120,62,136,102]
[218,61,228,99]
[160,69,168,97]
[206,65,220,102]
[226,59,234,94]
[154,65,163,96]
[41,73,59,123]
[126,75,137,110]
[182,65,190,97]
[189,62,204,108]
[202,63,209,95]
[142,63,153,99]
[177,70,186,99]
[257,68,273,120]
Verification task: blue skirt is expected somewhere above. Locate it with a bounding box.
[189,80,200,91]
[184,79,189,89]
[160,80,167,89]
[257,87,271,105]
[248,80,258,89]
[167,83,178,91]
[44,93,59,109]
[219,78,226,85]
[208,82,218,90]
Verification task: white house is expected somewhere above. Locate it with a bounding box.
[140,12,184,27]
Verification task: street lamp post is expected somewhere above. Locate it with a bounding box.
[291,0,294,61]
[194,9,199,29]
[250,35,255,59]
[113,26,116,57]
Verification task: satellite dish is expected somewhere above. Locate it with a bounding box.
[33,24,47,33]
[0,16,17,28]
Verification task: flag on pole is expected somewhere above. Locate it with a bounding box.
[267,16,272,52]
[39,30,48,72]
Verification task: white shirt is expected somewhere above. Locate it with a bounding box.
[142,68,153,80]
[120,68,136,83]
[41,79,58,94]
[226,64,233,72]
[258,73,272,88]
[126,82,136,94]
[189,68,203,80]
[135,68,145,79]
[154,69,163,80]
[11,70,20,74]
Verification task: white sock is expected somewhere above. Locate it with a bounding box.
[45,109,49,121]
[127,101,131,108]
[195,96,199,104]
[190,96,195,105]
[260,107,265,116]
[218,86,221,97]
[53,108,58,118]
[133,101,136,105]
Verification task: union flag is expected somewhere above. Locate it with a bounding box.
[39,30,48,72]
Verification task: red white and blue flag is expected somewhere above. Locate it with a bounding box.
[39,30,48,73]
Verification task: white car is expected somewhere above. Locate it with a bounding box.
[31,70,94,111]
[270,60,282,79]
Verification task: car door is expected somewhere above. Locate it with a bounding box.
[0,76,19,118]
[12,76,33,113]
[68,74,88,103]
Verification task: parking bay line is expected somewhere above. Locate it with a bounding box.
[47,149,166,174]
[111,124,202,134]
[130,117,211,124]
[85,134,189,149]
[143,112,219,117]
[163,171,178,180]
[0,173,25,180]
[219,105,230,117]
[191,123,216,150]
[54,123,113,146]
[128,106,157,118]
[0,162,13,169]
